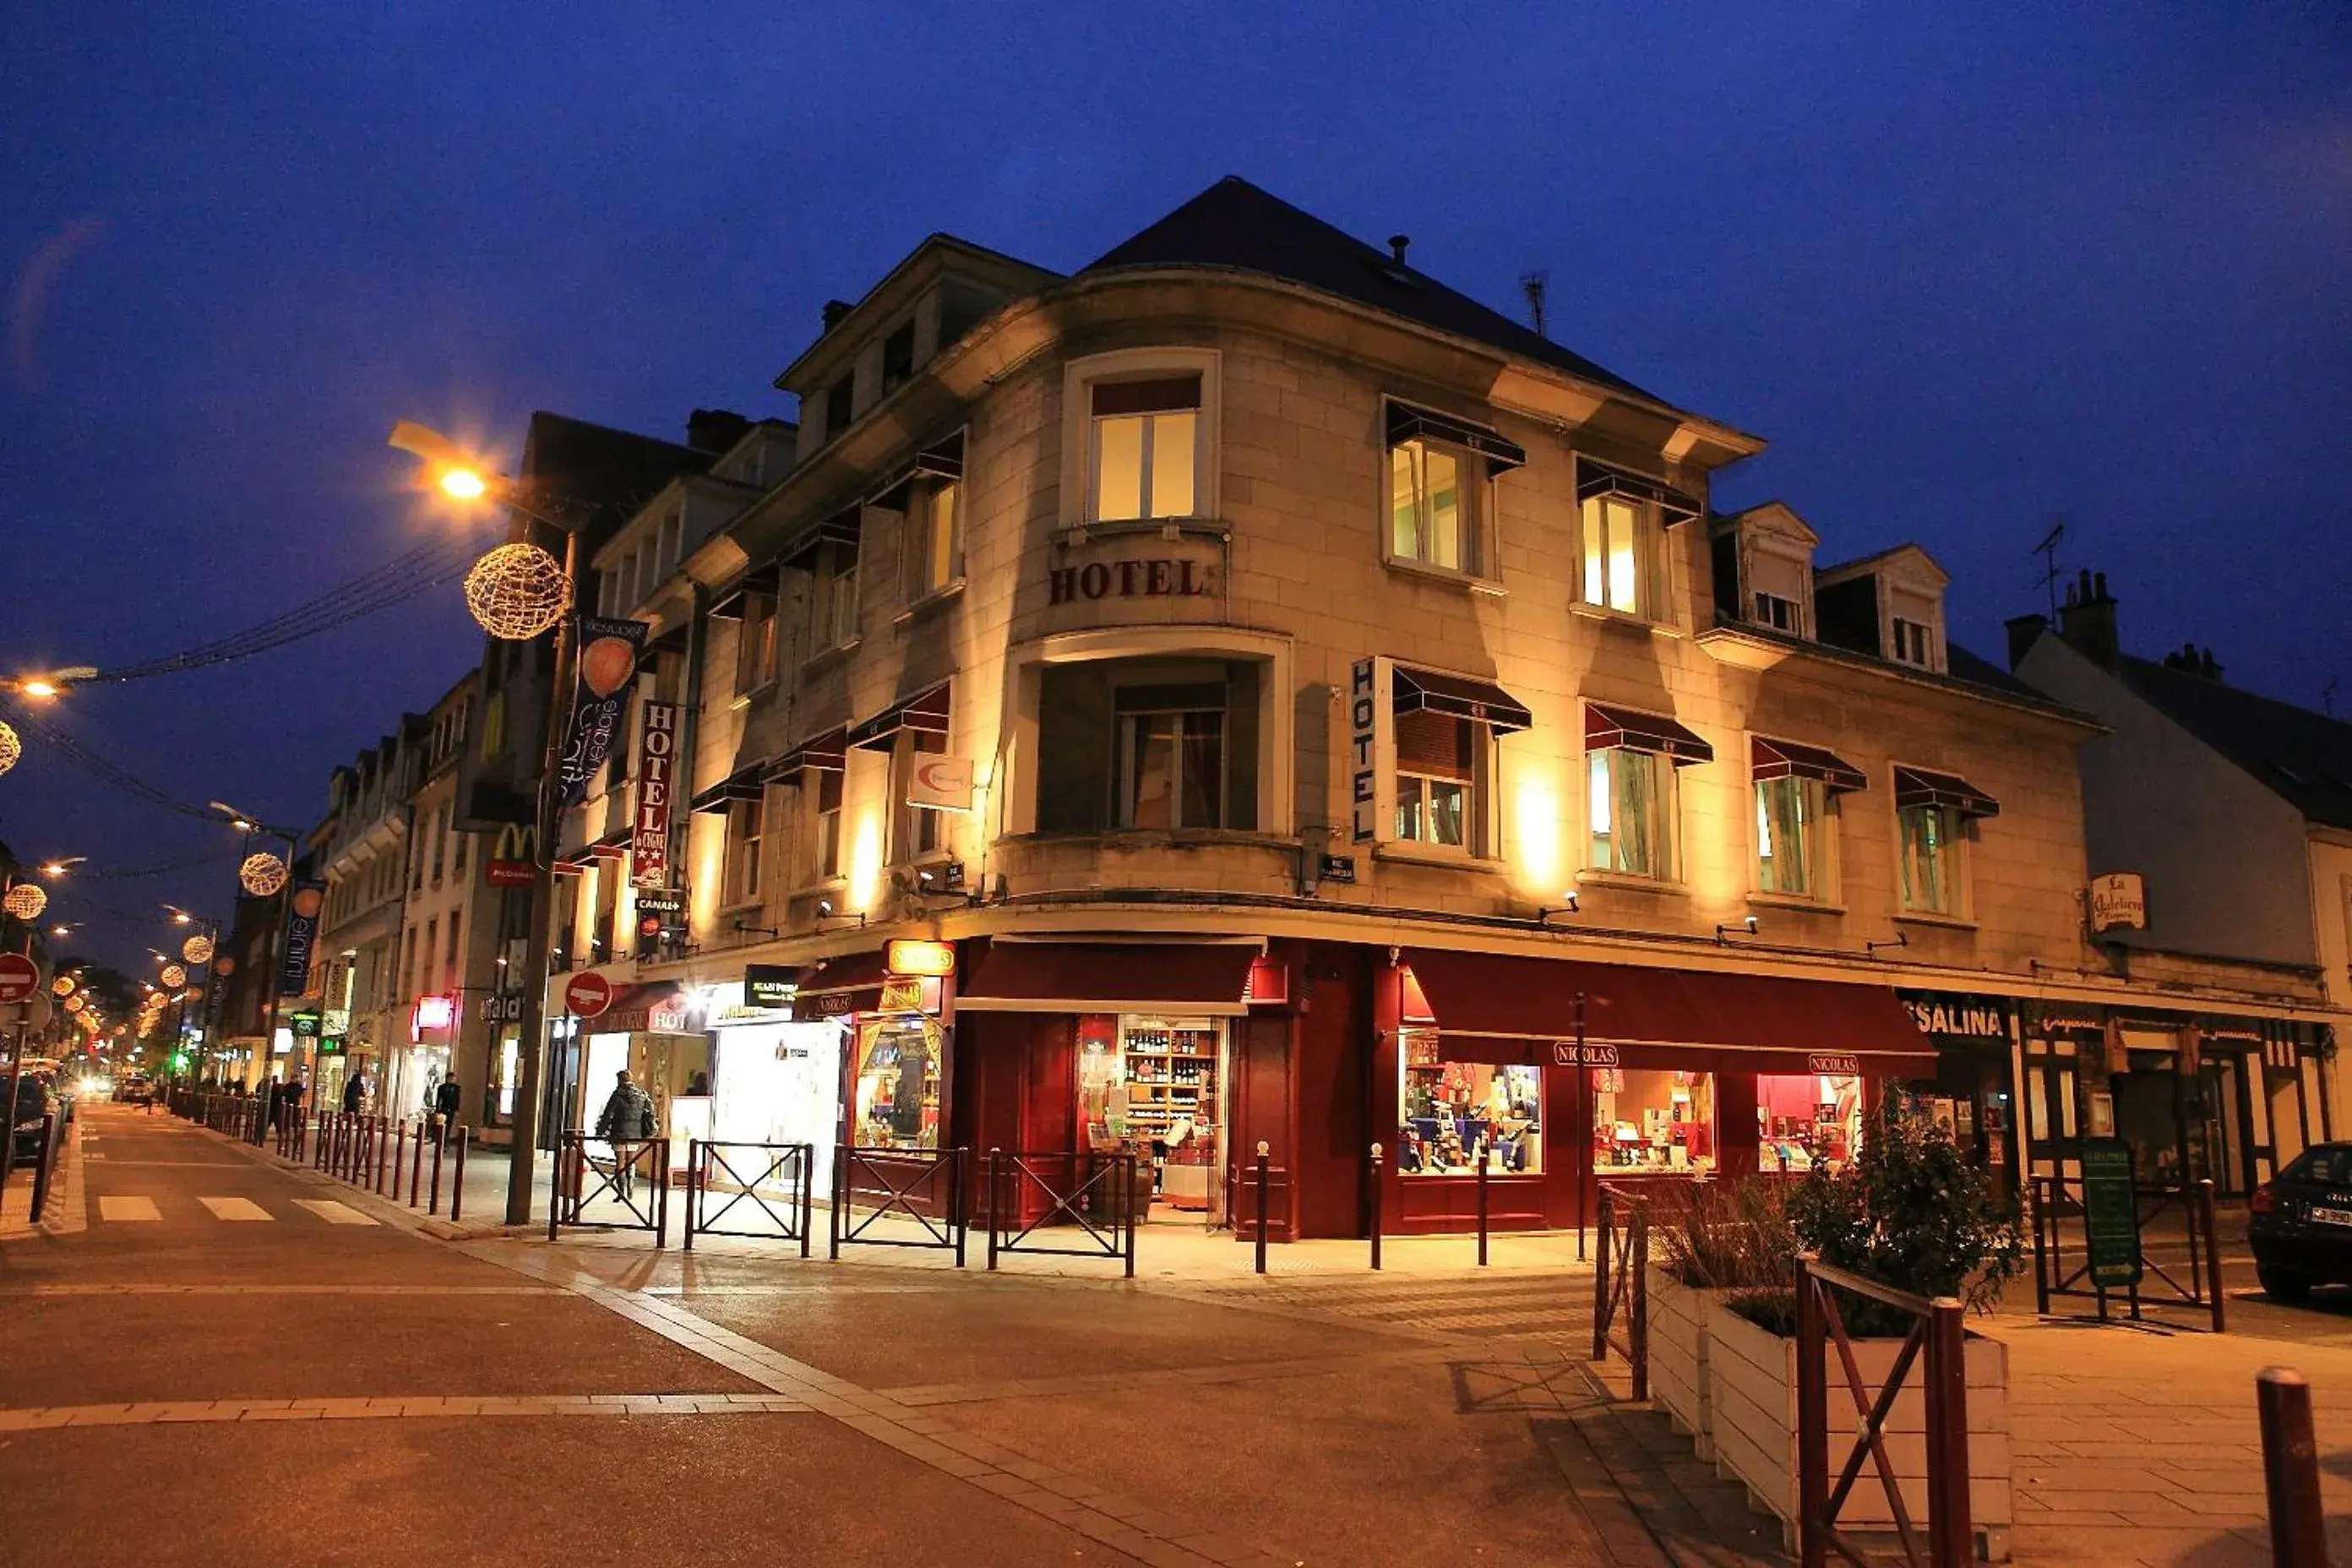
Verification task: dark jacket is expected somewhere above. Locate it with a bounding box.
[341,1077,364,1113]
[433,1080,461,1119]
[596,1083,656,1142]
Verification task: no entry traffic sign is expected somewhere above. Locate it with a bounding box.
[0,953,39,1004]
[563,971,614,1019]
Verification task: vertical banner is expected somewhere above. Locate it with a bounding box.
[632,700,678,887]
[277,880,325,997]
[1348,656,1377,842]
[558,617,649,808]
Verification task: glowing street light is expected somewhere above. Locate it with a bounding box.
[39,857,86,877]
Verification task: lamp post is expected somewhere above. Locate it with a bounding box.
[391,420,581,1226]
[211,803,301,1091]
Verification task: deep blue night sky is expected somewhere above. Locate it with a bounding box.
[3,4,2346,972]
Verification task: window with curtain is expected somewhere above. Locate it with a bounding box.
[1898,804,1961,914]
[1115,685,1225,830]
[907,476,961,599]
[1581,493,1652,616]
[1755,776,1826,896]
[819,546,860,649]
[814,770,843,880]
[736,593,777,691]
[1090,376,1200,522]
[726,796,765,906]
[1395,710,1479,851]
[1388,438,1476,573]
[1588,747,1671,878]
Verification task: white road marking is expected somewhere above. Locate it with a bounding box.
[98,1196,161,1222]
[291,1200,377,1226]
[196,1196,273,1222]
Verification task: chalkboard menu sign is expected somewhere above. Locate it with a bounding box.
[2081,1138,2143,1289]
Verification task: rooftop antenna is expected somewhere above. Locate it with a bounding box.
[1520,270,1549,338]
[2031,517,2067,619]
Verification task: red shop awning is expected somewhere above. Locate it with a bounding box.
[587,983,701,1036]
[796,950,893,1018]
[956,940,1256,1015]
[1401,948,1936,1077]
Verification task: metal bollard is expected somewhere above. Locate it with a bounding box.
[448,1126,468,1223]
[2258,1366,2328,1567]
[984,1147,1000,1271]
[390,1122,405,1196]
[408,1123,426,1207]
[1254,1141,1270,1276]
[427,1116,445,1216]
[28,1114,58,1222]
[1369,1143,1383,1271]
[1477,1157,1490,1267]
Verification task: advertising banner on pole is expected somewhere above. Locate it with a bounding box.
[277,879,326,997]
[632,700,678,887]
[558,617,648,808]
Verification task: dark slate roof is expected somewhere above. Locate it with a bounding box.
[518,411,710,532]
[1082,177,1673,411]
[2120,656,2352,831]
[1947,642,2046,702]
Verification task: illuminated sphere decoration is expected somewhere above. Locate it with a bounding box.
[214,956,235,977]
[51,975,74,997]
[63,994,84,1013]
[3,882,46,921]
[160,964,187,989]
[239,852,289,897]
[184,985,204,1003]
[0,720,18,777]
[182,934,215,965]
[463,543,571,640]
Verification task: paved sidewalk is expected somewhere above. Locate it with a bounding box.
[0,1113,83,1239]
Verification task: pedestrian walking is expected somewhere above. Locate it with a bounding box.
[341,1071,364,1116]
[594,1070,656,1199]
[433,1075,461,1138]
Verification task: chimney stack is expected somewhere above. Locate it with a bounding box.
[2056,567,2121,668]
[2004,612,2049,672]
[1386,234,1411,266]
[686,408,753,455]
[821,298,855,331]
[2159,642,2226,683]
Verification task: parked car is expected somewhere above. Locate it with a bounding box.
[2248,1143,2352,1299]
[8,1073,52,1162]
[114,1076,153,1105]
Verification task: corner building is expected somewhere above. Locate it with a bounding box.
[559,177,2158,1240]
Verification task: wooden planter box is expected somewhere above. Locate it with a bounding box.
[1644,1265,1728,1462]
[1707,1304,2012,1561]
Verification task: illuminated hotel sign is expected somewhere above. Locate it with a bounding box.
[1048,558,1213,605]
[1348,658,1377,843]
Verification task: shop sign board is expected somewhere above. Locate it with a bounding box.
[1319,853,1357,884]
[2088,872,2148,934]
[2080,1137,2143,1288]
[885,939,956,978]
[487,824,538,888]
[1806,1053,1862,1076]
[631,700,678,888]
[877,977,926,1014]
[479,994,524,1023]
[1903,994,2010,1043]
[564,972,615,1019]
[1551,1041,1620,1068]
[0,953,40,1004]
[906,755,974,813]
[557,617,648,808]
[289,1012,321,1038]
[746,965,798,1010]
[277,880,326,997]
[1047,557,1213,605]
[1348,659,1377,842]
[317,1036,346,1057]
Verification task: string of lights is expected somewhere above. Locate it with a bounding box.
[0,695,242,822]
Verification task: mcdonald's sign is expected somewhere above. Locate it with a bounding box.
[487,823,538,888]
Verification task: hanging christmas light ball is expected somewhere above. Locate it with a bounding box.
[183,985,204,1003]
[51,974,75,997]
[182,934,215,965]
[463,543,571,640]
[160,964,187,989]
[0,720,19,777]
[63,994,84,1012]
[3,882,46,920]
[214,956,235,977]
[239,852,288,897]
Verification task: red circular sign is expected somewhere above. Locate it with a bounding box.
[0,953,39,1004]
[564,972,614,1018]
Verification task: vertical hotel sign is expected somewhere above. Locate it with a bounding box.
[1349,657,1377,842]
[558,617,649,808]
[631,700,678,888]
[278,879,326,997]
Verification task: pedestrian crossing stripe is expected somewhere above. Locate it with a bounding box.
[291,1200,378,1226]
[197,1197,272,1222]
[97,1196,160,1222]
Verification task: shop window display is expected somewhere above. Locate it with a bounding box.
[1079,1015,1224,1211]
[1593,1068,1714,1174]
[852,1015,942,1150]
[1757,1073,1862,1173]
[1397,1031,1543,1175]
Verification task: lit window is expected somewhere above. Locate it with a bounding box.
[1588,748,1671,879]
[908,478,961,599]
[1581,493,1651,616]
[1091,377,1200,522]
[727,796,765,905]
[1398,1030,1542,1176]
[1388,439,1476,573]
[1394,710,1478,851]
[1755,776,1825,896]
[902,731,948,860]
[814,770,843,881]
[1898,804,1961,915]
[1117,697,1224,830]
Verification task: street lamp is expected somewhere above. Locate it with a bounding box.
[39,857,85,877]
[391,418,586,1224]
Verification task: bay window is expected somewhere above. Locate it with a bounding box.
[1090,376,1199,522]
[1033,656,1264,836]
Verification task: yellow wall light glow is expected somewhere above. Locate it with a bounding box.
[847,815,884,913]
[1511,772,1565,900]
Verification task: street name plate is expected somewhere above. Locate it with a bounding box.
[2081,1137,2142,1289]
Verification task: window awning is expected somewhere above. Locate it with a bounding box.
[644,622,689,657]
[1576,458,1702,525]
[589,823,631,852]
[956,940,1257,1016]
[689,763,767,814]
[795,950,893,1018]
[869,429,966,510]
[1401,948,1936,1077]
[847,682,951,752]
[1384,399,1527,472]
[1892,765,2000,819]
[1393,666,1533,734]
[589,983,704,1037]
[1585,703,1713,766]
[709,560,783,621]
[766,727,848,781]
[781,506,863,570]
[1751,737,1868,794]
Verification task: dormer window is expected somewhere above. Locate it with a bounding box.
[1711,503,1818,640]
[1891,618,1933,667]
[1755,592,1800,633]
[880,320,916,395]
[825,373,854,442]
[1813,546,1950,673]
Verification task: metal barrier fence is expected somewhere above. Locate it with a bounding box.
[2029,1175,2224,1333]
[1794,1254,1973,1568]
[551,1133,668,1245]
[982,1148,1138,1276]
[683,1141,814,1255]
[1590,1182,1651,1400]
[830,1145,966,1265]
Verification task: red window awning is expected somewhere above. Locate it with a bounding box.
[1401,948,1936,1077]
[1892,765,2000,819]
[956,941,1257,1016]
[796,949,894,1018]
[1584,703,1713,766]
[1750,737,1868,794]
